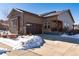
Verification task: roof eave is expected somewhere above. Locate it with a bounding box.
[7,8,41,18]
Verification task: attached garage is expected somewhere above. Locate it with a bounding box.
[26,23,42,34]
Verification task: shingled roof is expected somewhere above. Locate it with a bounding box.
[7,8,41,18]
[40,9,75,22]
[8,8,75,23]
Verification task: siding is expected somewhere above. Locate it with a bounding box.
[58,11,74,30]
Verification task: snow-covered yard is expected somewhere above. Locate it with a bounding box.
[61,34,79,39]
[0,33,79,56]
[39,33,79,44]
[0,35,45,56]
[0,35,45,50]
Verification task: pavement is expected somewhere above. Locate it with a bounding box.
[0,39,79,56]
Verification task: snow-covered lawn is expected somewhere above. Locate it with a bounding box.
[0,35,44,50]
[61,34,79,39]
[0,38,22,50]
[0,53,7,56]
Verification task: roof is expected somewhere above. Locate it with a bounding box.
[40,11,56,16]
[7,8,41,18]
[8,8,75,23]
[40,9,75,23]
[40,10,64,17]
[41,12,61,17]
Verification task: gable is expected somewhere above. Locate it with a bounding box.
[67,10,75,23]
[7,9,21,18]
[58,10,74,23]
[40,9,74,23]
[58,10,75,23]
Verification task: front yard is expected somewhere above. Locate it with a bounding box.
[0,34,79,56]
[1,39,79,56]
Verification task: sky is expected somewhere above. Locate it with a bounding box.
[0,3,79,24]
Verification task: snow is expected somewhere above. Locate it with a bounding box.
[0,53,7,56]
[61,34,79,39]
[0,35,44,50]
[0,48,8,56]
[61,34,70,37]
[72,34,79,38]
[0,38,20,47]
[0,30,16,35]
[15,35,44,50]
[0,48,7,51]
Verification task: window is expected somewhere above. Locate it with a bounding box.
[44,22,47,29]
[44,22,50,29]
[12,18,17,28]
[48,24,50,28]
[64,23,69,31]
[12,20,17,28]
[44,25,47,29]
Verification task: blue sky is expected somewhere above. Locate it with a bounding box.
[0,3,79,24]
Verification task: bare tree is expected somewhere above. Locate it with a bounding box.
[1,8,10,20]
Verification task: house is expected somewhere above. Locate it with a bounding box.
[0,20,9,30]
[73,24,79,30]
[7,8,75,35]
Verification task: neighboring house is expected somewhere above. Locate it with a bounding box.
[74,24,79,30]
[7,8,74,35]
[0,22,9,30]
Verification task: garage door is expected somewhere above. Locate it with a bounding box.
[26,23,42,34]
